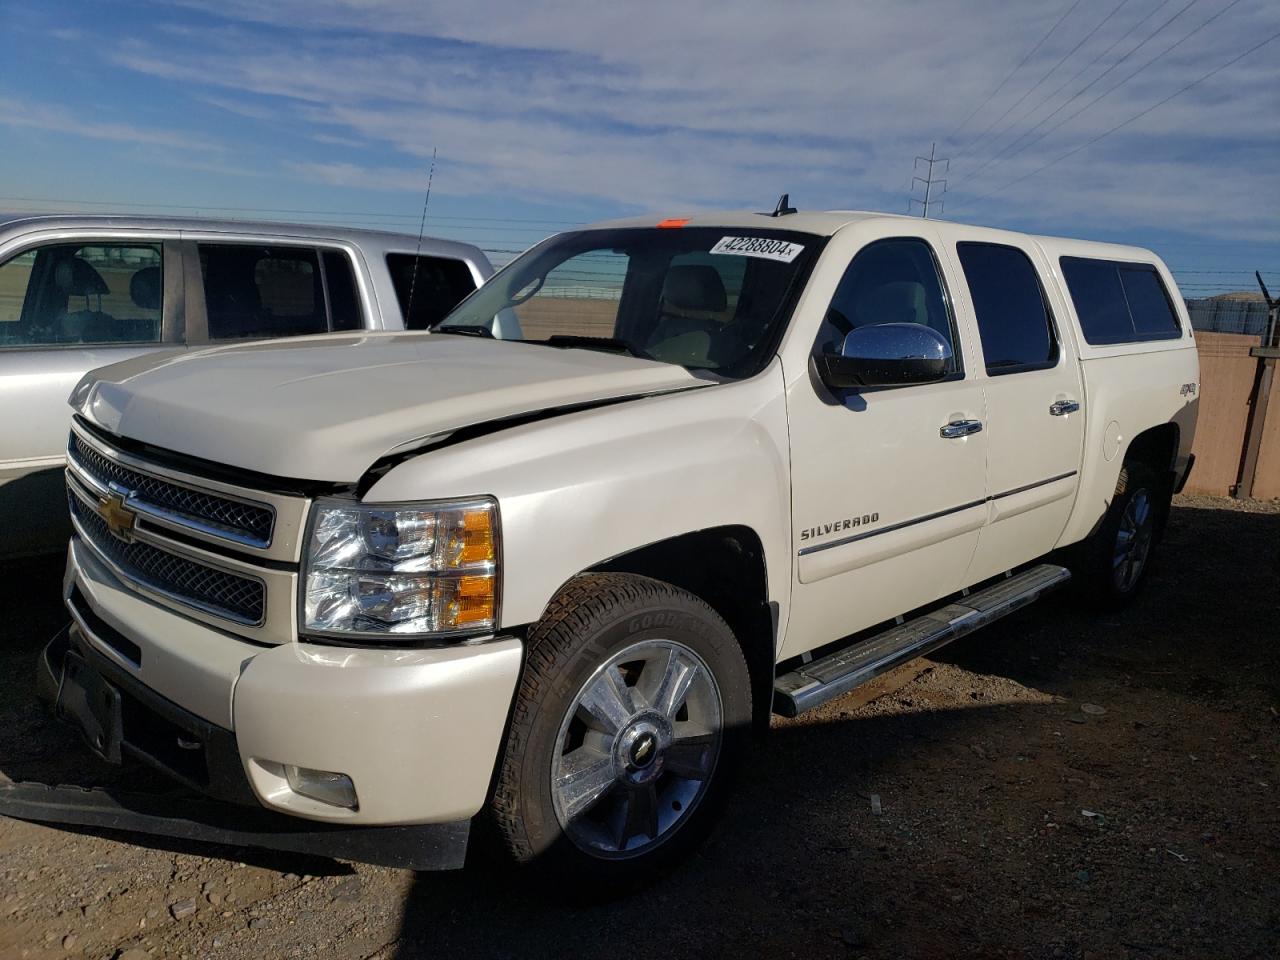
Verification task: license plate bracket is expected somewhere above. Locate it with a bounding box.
[56,652,123,764]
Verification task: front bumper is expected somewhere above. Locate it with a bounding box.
[57,535,523,827]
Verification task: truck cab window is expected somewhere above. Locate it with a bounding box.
[510,249,627,341]
[1061,257,1182,345]
[957,242,1058,375]
[0,243,163,347]
[817,238,959,376]
[434,227,819,378]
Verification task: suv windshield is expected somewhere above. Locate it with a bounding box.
[433,227,822,378]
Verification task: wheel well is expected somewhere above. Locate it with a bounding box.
[590,526,775,733]
[1123,423,1180,480]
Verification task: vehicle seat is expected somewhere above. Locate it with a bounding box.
[647,265,744,367]
[205,270,265,339]
[52,257,112,342]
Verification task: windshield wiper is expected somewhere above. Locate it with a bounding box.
[543,335,649,359]
[435,325,495,339]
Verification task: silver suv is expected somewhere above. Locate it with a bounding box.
[0,214,491,559]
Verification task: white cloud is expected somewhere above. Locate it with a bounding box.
[0,95,224,153]
[109,0,1280,237]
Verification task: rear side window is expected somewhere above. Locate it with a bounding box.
[0,242,163,347]
[200,245,327,340]
[198,244,366,341]
[387,254,476,330]
[957,242,1057,375]
[1060,257,1181,345]
[1120,266,1181,339]
[322,250,362,332]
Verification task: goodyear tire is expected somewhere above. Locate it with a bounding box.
[489,573,751,887]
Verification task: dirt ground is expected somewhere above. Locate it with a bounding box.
[1,495,1277,960]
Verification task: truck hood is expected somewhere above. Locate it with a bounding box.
[73,332,709,483]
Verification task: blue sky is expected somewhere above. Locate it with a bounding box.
[1,0,1276,294]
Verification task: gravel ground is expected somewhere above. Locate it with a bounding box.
[1,495,1277,960]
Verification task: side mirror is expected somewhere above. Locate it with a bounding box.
[817,322,953,389]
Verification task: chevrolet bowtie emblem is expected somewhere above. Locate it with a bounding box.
[95,492,137,541]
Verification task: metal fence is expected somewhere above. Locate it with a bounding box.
[1185,298,1271,336]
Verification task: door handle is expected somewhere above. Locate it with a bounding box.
[940,419,983,439]
[1049,399,1080,416]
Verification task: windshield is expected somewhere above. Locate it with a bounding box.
[434,227,822,378]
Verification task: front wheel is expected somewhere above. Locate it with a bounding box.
[488,573,751,885]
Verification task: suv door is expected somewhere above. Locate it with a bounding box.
[0,237,181,557]
[943,235,1085,583]
[781,225,988,659]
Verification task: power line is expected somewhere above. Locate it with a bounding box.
[952,0,1222,193]
[961,0,1178,183]
[951,0,1136,166]
[0,194,580,226]
[942,0,1086,147]
[949,24,1280,210]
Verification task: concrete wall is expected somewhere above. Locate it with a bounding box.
[1183,331,1280,499]
[1184,332,1258,496]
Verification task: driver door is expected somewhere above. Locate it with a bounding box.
[780,225,987,659]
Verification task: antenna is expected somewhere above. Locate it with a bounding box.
[404,147,438,326]
[769,193,797,217]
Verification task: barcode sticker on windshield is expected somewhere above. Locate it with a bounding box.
[709,236,804,263]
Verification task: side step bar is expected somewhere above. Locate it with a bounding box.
[773,563,1071,718]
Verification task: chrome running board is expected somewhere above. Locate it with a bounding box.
[773,563,1071,717]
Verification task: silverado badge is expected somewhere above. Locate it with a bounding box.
[95,491,137,542]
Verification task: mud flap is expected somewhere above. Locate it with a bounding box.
[0,781,470,871]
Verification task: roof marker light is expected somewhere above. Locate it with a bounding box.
[656,218,689,229]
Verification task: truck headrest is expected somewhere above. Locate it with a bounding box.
[130,266,162,311]
[54,257,110,298]
[661,265,728,314]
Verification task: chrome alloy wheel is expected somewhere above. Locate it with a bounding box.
[1113,487,1154,592]
[551,639,723,858]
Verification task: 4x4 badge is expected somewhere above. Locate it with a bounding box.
[95,492,137,542]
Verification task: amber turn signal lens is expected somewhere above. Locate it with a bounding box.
[450,574,496,626]
[460,509,495,564]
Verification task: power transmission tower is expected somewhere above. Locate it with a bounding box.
[909,143,949,218]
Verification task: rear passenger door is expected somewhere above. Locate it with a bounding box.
[184,242,367,343]
[945,236,1085,583]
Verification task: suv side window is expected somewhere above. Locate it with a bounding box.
[199,244,329,341]
[0,242,163,347]
[957,242,1058,375]
[322,250,362,332]
[386,253,477,330]
[817,237,960,377]
[1060,257,1182,345]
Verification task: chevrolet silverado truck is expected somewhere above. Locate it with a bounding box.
[31,205,1198,881]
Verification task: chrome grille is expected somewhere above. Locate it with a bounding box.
[69,434,274,546]
[69,492,266,625]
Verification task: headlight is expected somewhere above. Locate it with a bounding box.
[301,497,498,640]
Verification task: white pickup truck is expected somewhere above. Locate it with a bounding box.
[34,206,1198,882]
